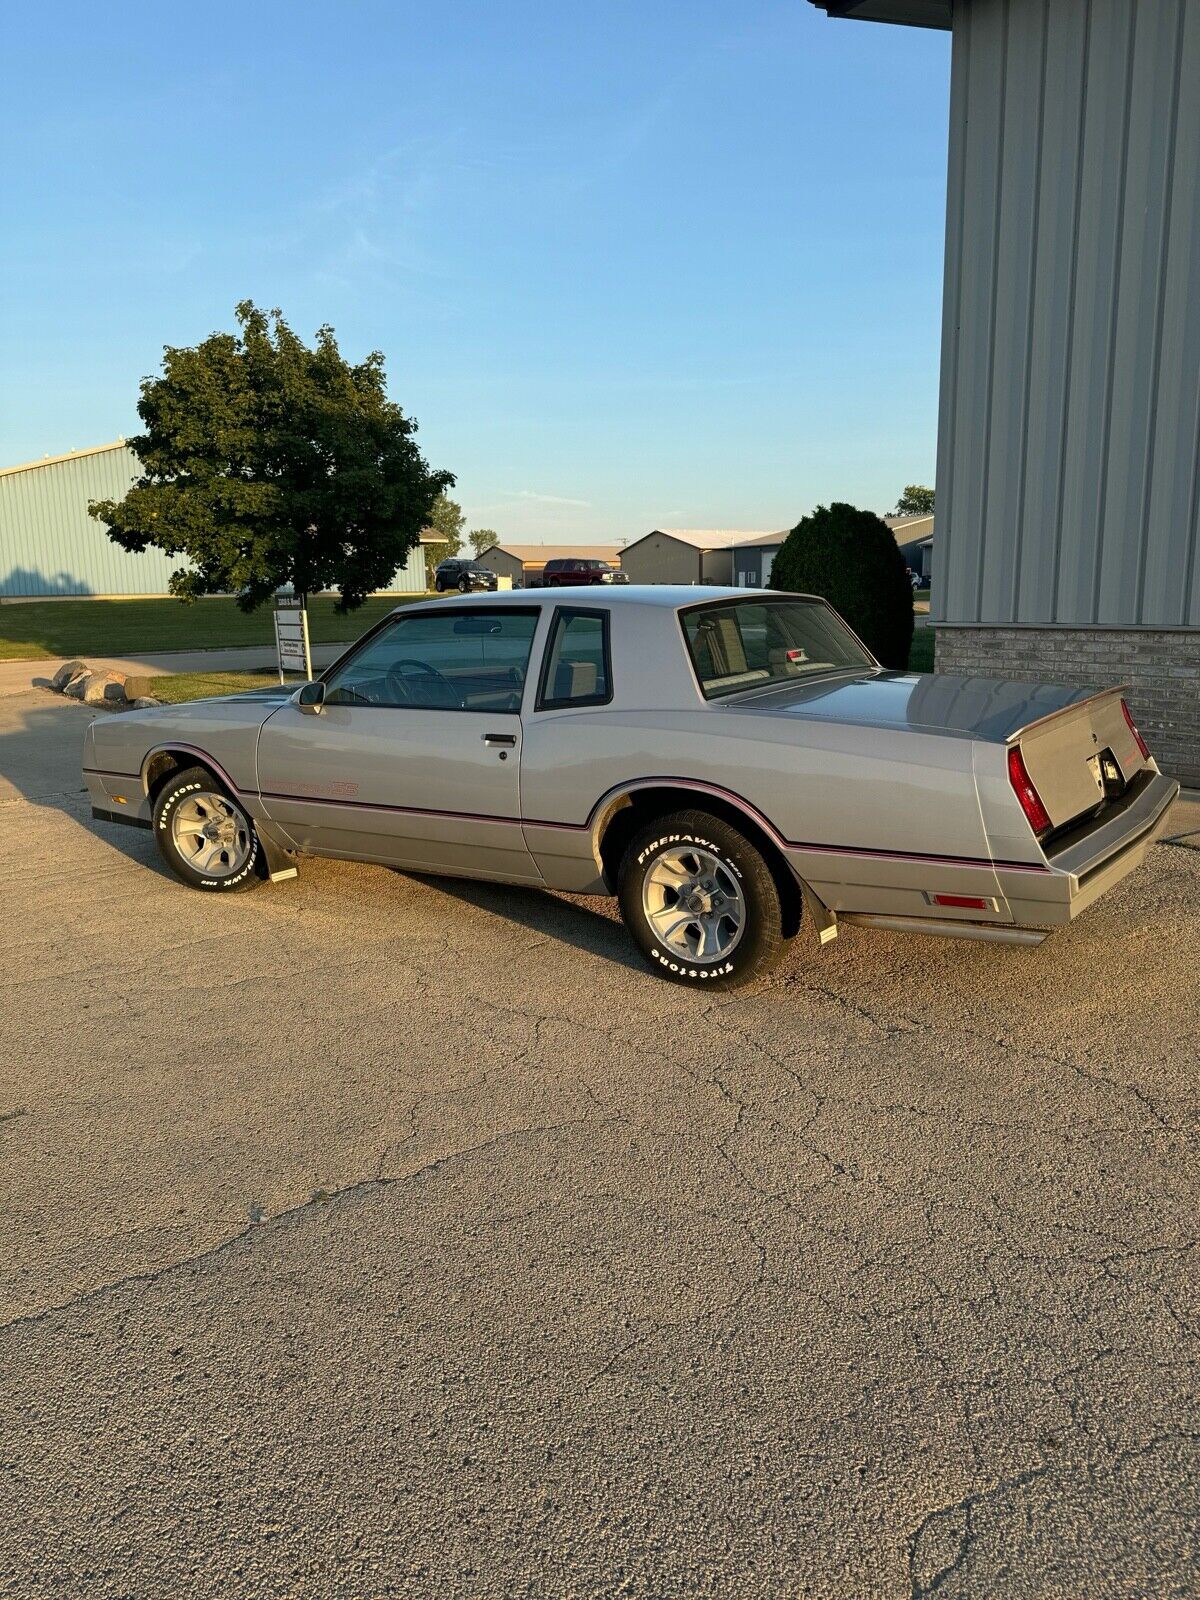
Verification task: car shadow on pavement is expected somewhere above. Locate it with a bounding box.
[403,872,646,974]
[0,692,176,876]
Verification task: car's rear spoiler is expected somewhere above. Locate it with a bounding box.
[1004,684,1130,744]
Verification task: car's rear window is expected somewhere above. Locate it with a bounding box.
[681,598,875,700]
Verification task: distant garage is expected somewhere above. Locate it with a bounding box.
[621,529,785,587]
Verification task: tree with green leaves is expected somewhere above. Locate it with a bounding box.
[89,301,453,611]
[468,528,499,557]
[893,485,935,517]
[769,502,914,669]
[422,493,465,584]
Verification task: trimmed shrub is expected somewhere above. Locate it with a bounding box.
[768,502,915,669]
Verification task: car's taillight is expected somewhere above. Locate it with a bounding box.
[1121,698,1150,761]
[1007,745,1052,837]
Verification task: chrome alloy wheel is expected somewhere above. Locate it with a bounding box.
[171,791,253,878]
[641,844,746,964]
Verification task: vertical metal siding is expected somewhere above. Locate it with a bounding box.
[0,444,427,597]
[0,446,180,596]
[936,0,1200,629]
[388,544,427,593]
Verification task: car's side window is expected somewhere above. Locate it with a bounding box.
[323,609,539,713]
[537,608,611,709]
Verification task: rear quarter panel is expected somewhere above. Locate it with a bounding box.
[519,706,1000,912]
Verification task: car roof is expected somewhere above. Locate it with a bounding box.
[391,585,834,616]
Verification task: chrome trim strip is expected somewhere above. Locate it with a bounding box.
[841,914,1048,946]
[255,775,1051,873]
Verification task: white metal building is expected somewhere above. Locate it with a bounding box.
[811,0,1200,783]
[0,441,429,599]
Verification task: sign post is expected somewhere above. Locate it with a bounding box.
[274,593,312,683]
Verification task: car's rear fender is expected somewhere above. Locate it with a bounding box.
[586,780,804,937]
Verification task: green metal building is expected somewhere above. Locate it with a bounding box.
[0,440,428,599]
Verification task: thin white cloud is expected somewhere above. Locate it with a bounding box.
[505,489,592,508]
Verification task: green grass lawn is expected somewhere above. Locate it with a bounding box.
[146,669,285,704]
[0,593,430,661]
[908,627,934,673]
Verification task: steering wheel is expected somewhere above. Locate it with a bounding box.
[385,657,463,709]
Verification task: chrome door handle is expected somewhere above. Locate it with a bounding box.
[482,732,517,747]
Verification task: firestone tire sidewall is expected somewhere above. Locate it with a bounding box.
[618,811,785,989]
[153,770,261,893]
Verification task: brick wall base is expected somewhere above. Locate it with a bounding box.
[934,626,1200,788]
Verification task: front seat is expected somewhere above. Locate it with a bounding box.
[552,659,598,700]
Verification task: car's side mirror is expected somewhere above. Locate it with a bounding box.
[294,680,326,715]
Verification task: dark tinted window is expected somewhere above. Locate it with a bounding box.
[325,609,538,712]
[681,599,873,700]
[538,609,611,709]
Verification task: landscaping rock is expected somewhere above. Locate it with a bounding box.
[82,672,127,706]
[131,696,163,709]
[62,674,89,700]
[50,659,89,691]
[122,674,157,701]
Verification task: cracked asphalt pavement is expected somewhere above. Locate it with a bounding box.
[1,690,1198,1599]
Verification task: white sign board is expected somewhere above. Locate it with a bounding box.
[274,595,312,681]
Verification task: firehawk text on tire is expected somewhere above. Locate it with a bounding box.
[617,809,786,988]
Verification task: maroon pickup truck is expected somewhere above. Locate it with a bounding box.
[541,558,629,588]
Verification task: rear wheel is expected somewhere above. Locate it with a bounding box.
[617,809,786,987]
[153,766,262,893]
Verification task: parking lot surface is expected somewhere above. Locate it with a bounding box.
[2,689,1197,1599]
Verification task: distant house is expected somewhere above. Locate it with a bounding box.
[886,514,934,584]
[0,440,430,599]
[620,529,786,587]
[731,538,785,588]
[473,542,624,587]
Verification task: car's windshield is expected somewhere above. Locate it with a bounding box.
[681,598,875,700]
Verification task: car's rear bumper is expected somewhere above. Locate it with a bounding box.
[997,770,1179,925]
[782,770,1178,940]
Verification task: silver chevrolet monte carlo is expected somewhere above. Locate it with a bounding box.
[83,588,1178,987]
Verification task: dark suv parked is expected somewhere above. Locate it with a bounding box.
[542,558,629,588]
[434,558,499,594]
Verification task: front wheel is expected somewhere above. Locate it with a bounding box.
[617,809,786,987]
[153,766,262,892]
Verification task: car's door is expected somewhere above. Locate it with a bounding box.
[256,605,544,881]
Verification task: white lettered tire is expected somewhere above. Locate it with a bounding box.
[617,809,786,987]
[153,766,262,893]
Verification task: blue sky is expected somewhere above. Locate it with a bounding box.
[1,2,950,540]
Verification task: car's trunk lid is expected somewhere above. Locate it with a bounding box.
[1012,686,1146,831]
[736,670,1123,744]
